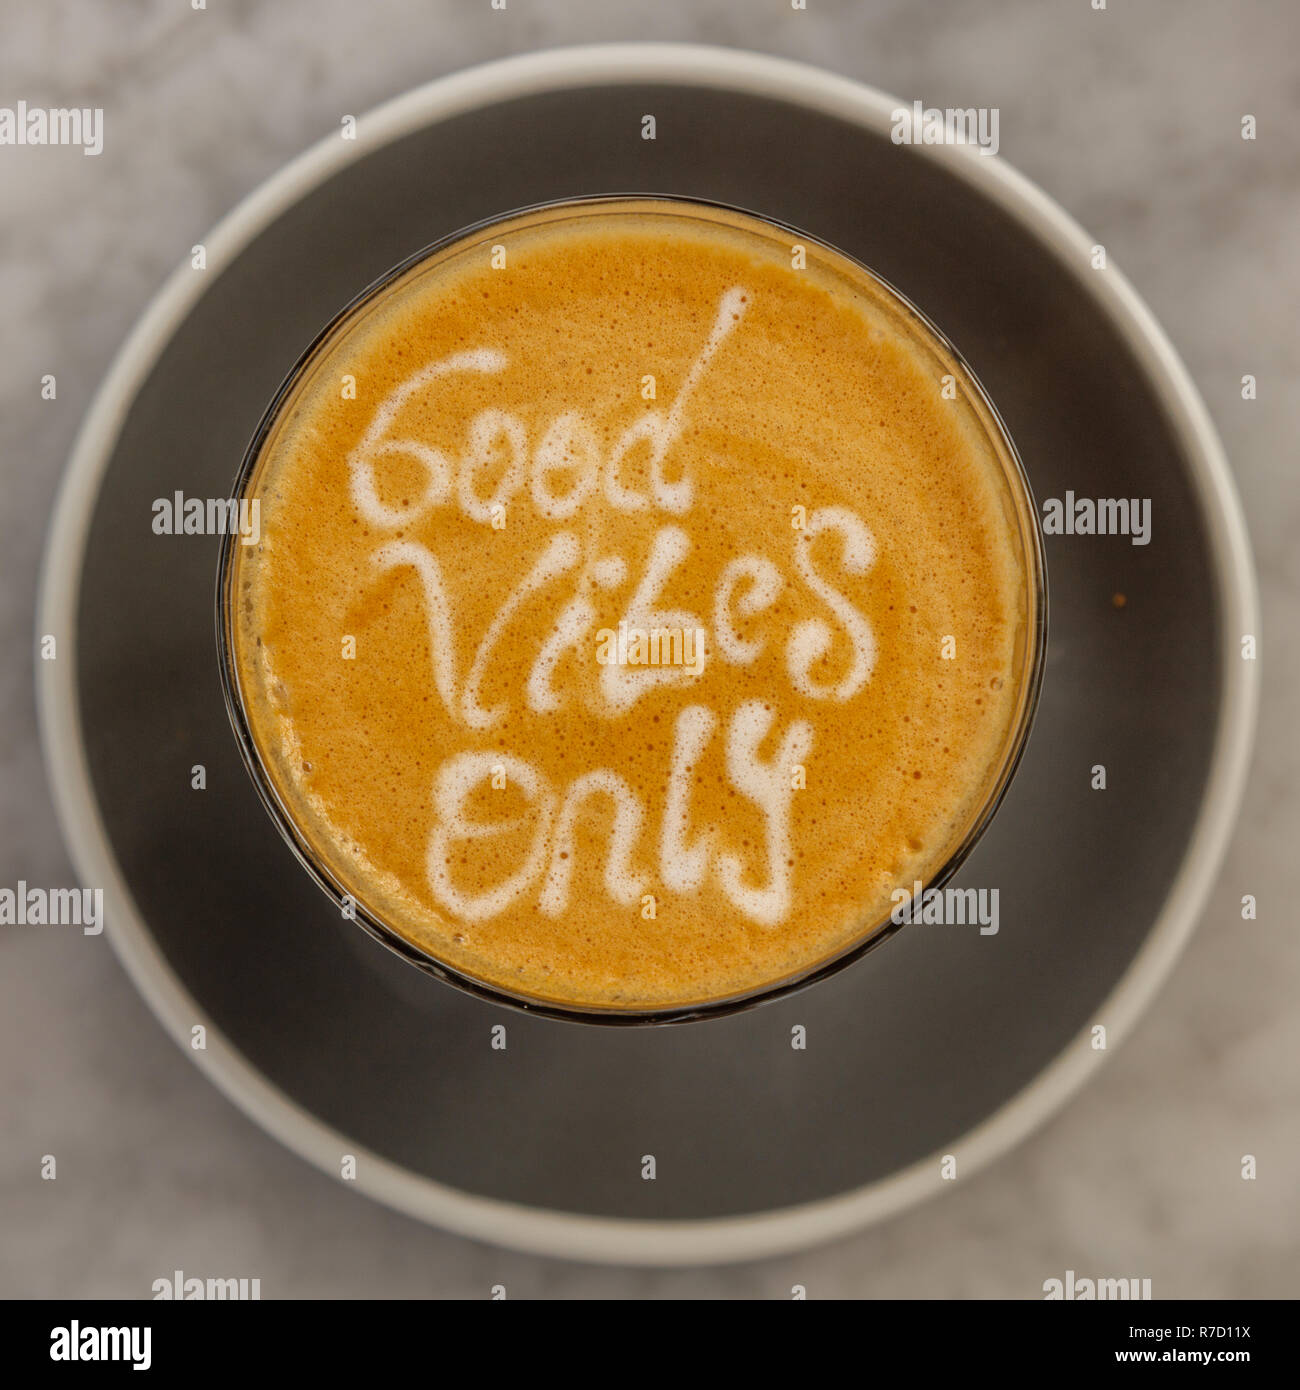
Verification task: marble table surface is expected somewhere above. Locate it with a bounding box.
[2,0,1296,1298]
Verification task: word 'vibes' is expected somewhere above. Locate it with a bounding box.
[346,286,879,929]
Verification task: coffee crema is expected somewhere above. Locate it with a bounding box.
[226,199,1037,1014]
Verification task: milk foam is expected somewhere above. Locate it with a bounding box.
[232,203,1028,1009]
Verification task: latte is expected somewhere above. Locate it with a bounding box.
[223,198,1040,1014]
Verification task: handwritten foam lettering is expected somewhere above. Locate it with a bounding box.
[717,702,814,927]
[714,555,784,664]
[604,286,748,514]
[461,531,579,729]
[350,349,506,527]
[600,525,706,714]
[662,705,717,894]
[788,506,877,700]
[539,771,648,916]
[349,287,878,928]
[426,753,554,921]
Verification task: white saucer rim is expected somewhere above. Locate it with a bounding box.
[36,42,1260,1267]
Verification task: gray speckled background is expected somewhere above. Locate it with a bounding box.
[2,0,1296,1298]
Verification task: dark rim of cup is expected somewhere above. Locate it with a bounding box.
[214,193,1049,1027]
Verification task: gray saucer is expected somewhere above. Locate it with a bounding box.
[38,47,1257,1263]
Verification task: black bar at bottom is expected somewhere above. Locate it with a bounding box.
[2,1297,1282,1376]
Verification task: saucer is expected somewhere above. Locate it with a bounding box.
[37,44,1258,1265]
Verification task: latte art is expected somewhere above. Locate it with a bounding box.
[349,284,876,929]
[227,200,1036,1012]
